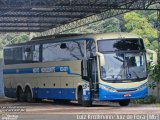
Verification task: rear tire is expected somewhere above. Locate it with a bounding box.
[78,88,92,107]
[24,87,33,103]
[17,87,24,102]
[119,99,130,106]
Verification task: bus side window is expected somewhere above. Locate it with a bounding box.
[43,41,85,62]
[43,43,68,62]
[23,45,39,63]
[4,48,13,64]
[13,47,23,64]
[86,40,96,58]
[66,41,85,60]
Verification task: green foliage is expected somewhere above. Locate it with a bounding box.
[133,95,157,104]
[156,97,160,103]
[68,17,121,33]
[70,11,158,51]
[124,11,158,50]
[149,82,157,90]
[150,64,160,83]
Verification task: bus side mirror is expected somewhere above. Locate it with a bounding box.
[96,52,105,66]
[81,59,88,77]
[60,43,67,49]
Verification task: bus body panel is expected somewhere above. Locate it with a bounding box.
[98,80,148,100]
[3,33,148,104]
[4,60,86,100]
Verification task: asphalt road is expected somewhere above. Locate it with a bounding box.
[0,98,160,120]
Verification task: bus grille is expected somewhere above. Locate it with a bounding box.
[116,89,137,92]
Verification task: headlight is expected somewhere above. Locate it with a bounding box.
[99,84,117,92]
[137,82,148,91]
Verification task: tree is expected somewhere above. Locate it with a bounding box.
[124,11,158,50]
[68,17,121,33]
[150,58,160,97]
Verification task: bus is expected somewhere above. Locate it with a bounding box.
[3,32,148,106]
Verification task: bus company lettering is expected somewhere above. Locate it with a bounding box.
[33,68,40,73]
[60,67,68,72]
[33,66,69,73]
[41,67,55,73]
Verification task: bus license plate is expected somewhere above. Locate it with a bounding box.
[124,94,131,97]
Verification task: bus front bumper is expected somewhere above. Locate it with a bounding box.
[99,87,148,101]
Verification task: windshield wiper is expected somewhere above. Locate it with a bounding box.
[132,70,140,80]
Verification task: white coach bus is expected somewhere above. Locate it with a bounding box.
[3,33,148,106]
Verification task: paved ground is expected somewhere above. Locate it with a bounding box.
[0,98,160,120]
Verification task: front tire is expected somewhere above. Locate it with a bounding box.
[78,88,82,105]
[119,99,130,106]
[78,88,92,107]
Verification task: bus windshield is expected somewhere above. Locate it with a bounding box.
[98,39,147,82]
[100,52,147,81]
[98,39,144,52]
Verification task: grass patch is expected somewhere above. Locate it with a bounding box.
[133,95,160,104]
[156,104,160,107]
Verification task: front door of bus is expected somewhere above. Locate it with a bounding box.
[88,57,98,98]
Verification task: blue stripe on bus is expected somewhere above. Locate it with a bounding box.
[99,87,148,100]
[3,68,33,74]
[99,82,148,90]
[4,88,76,100]
[3,66,81,76]
[33,88,76,100]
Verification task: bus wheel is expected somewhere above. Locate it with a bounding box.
[24,87,33,103]
[78,88,92,107]
[119,99,130,106]
[17,87,24,102]
[78,88,82,105]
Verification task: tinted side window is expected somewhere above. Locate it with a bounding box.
[43,43,66,62]
[43,41,85,62]
[4,45,40,65]
[4,48,13,64]
[98,39,144,52]
[13,47,23,63]
[4,47,23,64]
[67,41,84,60]
[87,40,96,58]
[23,45,40,63]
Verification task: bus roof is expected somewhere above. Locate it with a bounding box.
[86,32,141,40]
[5,32,141,47]
[32,32,141,41]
